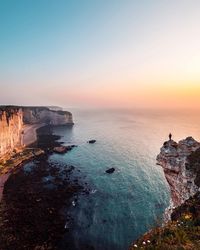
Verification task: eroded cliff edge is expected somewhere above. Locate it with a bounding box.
[0,106,73,160]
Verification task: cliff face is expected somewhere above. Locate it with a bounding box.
[157,137,200,207]
[0,107,23,159]
[0,106,73,159]
[23,107,73,125]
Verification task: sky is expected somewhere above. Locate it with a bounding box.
[1,0,200,109]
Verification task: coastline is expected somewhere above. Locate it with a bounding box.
[0,148,45,202]
[0,124,45,202]
[0,124,71,203]
[23,123,45,146]
[0,125,86,249]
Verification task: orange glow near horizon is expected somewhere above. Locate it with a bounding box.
[44,81,200,109]
[1,1,200,110]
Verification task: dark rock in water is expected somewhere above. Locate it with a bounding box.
[53,146,68,154]
[87,140,96,144]
[53,145,77,154]
[84,189,90,195]
[106,167,115,174]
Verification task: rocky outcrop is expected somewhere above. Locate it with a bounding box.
[0,107,23,159]
[22,107,73,125]
[105,167,115,174]
[130,137,200,249]
[157,137,200,207]
[87,140,96,144]
[53,145,77,154]
[0,106,73,159]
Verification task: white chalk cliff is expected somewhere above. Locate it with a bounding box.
[0,106,73,159]
[0,107,23,158]
[23,107,73,125]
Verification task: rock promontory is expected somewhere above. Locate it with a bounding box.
[130,136,200,249]
[157,137,200,207]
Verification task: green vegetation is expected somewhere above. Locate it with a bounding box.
[0,148,44,175]
[130,193,200,250]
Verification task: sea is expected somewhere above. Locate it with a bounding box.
[31,109,200,249]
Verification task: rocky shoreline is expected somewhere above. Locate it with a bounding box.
[0,125,88,249]
[0,147,44,201]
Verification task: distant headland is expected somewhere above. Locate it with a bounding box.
[0,105,74,200]
[0,105,73,159]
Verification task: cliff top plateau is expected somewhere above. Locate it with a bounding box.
[0,105,71,116]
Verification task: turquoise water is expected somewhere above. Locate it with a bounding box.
[49,109,200,250]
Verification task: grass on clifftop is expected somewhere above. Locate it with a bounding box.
[130,193,200,250]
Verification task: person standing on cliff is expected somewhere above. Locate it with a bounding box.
[169,133,172,141]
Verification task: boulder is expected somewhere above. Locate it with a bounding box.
[106,167,115,174]
[88,140,96,144]
[53,145,77,154]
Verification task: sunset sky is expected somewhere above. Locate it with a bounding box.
[1,0,200,109]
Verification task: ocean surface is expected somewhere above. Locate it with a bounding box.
[33,109,200,249]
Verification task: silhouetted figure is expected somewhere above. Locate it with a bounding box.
[169,133,172,141]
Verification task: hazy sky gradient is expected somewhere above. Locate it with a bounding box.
[1,0,200,108]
